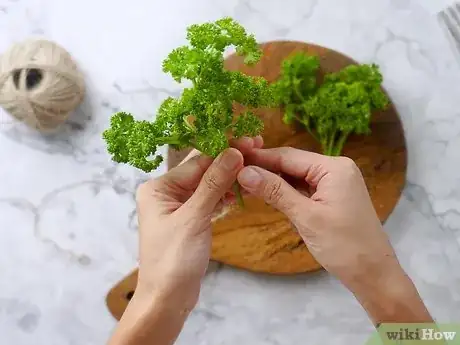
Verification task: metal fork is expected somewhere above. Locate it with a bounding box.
[438,2,460,58]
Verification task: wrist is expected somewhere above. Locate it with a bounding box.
[347,261,432,324]
[132,290,190,327]
[109,286,192,345]
[343,254,405,295]
[134,277,199,317]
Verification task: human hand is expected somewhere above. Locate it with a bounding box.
[237,147,432,323]
[109,137,263,345]
[179,136,263,211]
[237,147,396,284]
[134,136,262,312]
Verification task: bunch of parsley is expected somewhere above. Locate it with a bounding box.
[103,18,275,205]
[273,53,389,156]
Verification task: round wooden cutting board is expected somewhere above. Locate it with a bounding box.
[106,41,407,321]
[168,41,407,275]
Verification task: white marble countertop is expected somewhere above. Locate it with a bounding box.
[1,0,460,344]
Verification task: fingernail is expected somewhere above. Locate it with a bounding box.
[254,135,263,146]
[230,136,253,148]
[238,167,262,187]
[220,149,241,171]
[243,136,254,145]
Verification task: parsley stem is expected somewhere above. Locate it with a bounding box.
[158,136,183,146]
[326,129,337,156]
[293,81,321,142]
[321,137,328,155]
[294,83,305,103]
[333,131,350,156]
[295,112,319,142]
[232,182,245,207]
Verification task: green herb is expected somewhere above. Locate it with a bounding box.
[273,53,389,156]
[103,18,275,206]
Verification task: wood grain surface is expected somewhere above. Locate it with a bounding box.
[106,41,407,320]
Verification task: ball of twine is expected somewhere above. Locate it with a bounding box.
[0,39,85,132]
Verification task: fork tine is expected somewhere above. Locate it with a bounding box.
[439,10,460,51]
[456,3,460,14]
[448,5,460,27]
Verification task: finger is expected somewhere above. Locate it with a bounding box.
[179,149,201,166]
[228,136,263,154]
[137,154,213,217]
[158,154,213,192]
[170,136,262,193]
[237,165,315,221]
[184,148,244,215]
[253,135,264,149]
[229,137,254,155]
[245,147,333,187]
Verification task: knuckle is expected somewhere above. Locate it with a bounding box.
[136,181,150,202]
[136,179,161,203]
[337,157,362,178]
[203,172,221,192]
[279,146,292,153]
[265,179,284,205]
[338,156,356,168]
[338,156,357,171]
[278,146,294,157]
[273,147,294,170]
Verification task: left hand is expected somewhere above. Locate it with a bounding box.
[134,136,263,313]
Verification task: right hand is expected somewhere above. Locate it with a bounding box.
[238,147,403,290]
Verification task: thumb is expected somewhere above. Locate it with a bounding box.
[184,148,243,216]
[237,166,314,221]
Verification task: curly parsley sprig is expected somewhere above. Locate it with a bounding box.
[103,18,275,206]
[273,53,389,156]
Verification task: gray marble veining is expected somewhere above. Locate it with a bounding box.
[1,0,460,344]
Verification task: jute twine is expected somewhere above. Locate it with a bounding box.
[0,39,85,132]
